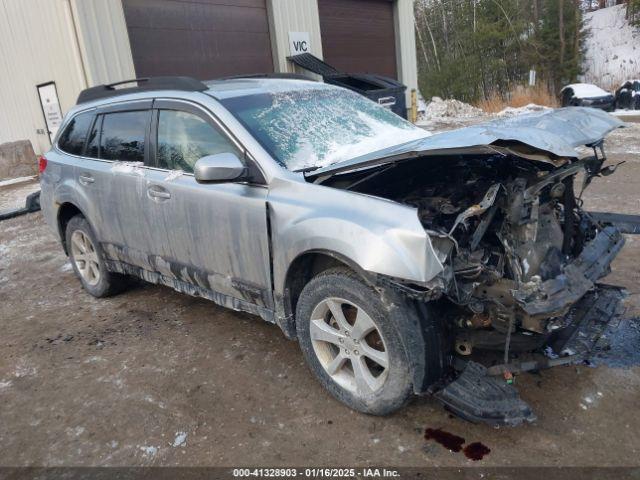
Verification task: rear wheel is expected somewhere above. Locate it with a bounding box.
[296,268,418,415]
[65,215,125,297]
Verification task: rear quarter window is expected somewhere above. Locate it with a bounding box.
[57,112,94,155]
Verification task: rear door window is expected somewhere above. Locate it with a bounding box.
[57,112,94,155]
[156,109,241,173]
[99,111,149,162]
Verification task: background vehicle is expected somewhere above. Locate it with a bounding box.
[40,77,626,425]
[560,83,615,111]
[615,80,640,110]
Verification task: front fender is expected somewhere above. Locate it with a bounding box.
[268,178,445,297]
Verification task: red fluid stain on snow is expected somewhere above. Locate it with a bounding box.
[424,428,465,452]
[463,441,491,461]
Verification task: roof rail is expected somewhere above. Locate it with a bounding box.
[76,76,208,105]
[217,73,316,82]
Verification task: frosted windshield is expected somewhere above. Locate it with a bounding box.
[222,87,429,171]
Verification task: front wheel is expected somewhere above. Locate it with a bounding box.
[295,268,418,415]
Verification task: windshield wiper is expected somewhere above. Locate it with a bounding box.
[294,165,322,174]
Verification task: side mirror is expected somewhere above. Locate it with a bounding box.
[194,153,246,183]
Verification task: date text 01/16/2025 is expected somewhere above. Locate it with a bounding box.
[232,468,400,478]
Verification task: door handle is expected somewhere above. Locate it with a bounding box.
[147,185,171,200]
[79,173,95,185]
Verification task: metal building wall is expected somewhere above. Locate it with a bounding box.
[267,0,324,74]
[0,0,418,157]
[267,0,417,110]
[394,0,418,101]
[70,0,135,86]
[0,0,134,155]
[0,0,85,154]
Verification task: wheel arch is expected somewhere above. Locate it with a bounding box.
[278,249,375,339]
[285,253,447,395]
[56,202,89,255]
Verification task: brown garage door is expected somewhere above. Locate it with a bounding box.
[122,0,274,80]
[318,0,397,78]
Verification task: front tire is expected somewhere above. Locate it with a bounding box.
[65,215,125,298]
[296,267,417,415]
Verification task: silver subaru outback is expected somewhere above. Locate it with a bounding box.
[40,76,628,425]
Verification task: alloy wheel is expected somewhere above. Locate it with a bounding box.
[309,297,389,397]
[70,230,101,286]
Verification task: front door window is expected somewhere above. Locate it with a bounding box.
[156,109,241,172]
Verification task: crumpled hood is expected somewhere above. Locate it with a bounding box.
[308,107,625,179]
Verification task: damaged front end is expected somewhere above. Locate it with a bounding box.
[311,109,628,425]
[329,145,625,362]
[375,151,625,424]
[420,149,628,425]
[418,150,625,358]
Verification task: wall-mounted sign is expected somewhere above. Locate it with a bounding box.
[289,32,311,56]
[37,82,63,144]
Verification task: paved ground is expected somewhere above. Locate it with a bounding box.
[1,122,639,467]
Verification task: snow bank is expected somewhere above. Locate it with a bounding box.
[582,4,640,88]
[497,103,552,117]
[614,109,640,117]
[420,96,484,120]
[418,97,549,121]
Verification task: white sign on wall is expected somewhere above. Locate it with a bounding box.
[37,82,63,144]
[289,32,311,56]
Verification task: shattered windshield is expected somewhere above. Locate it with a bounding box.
[221,86,429,171]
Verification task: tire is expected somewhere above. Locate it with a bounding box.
[295,267,428,415]
[617,90,632,110]
[65,215,126,298]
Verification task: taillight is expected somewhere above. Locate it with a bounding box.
[38,155,47,174]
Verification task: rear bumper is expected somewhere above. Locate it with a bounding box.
[514,226,624,317]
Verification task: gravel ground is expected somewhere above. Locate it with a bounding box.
[1,121,639,468]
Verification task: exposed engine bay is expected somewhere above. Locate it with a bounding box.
[320,145,626,362]
[306,108,628,425]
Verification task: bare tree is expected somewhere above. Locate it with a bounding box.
[559,0,566,71]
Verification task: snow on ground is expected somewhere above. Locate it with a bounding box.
[582,4,640,89]
[417,95,637,133]
[0,179,40,211]
[417,97,555,128]
[419,96,484,120]
[614,109,640,117]
[496,103,552,117]
[417,97,490,130]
